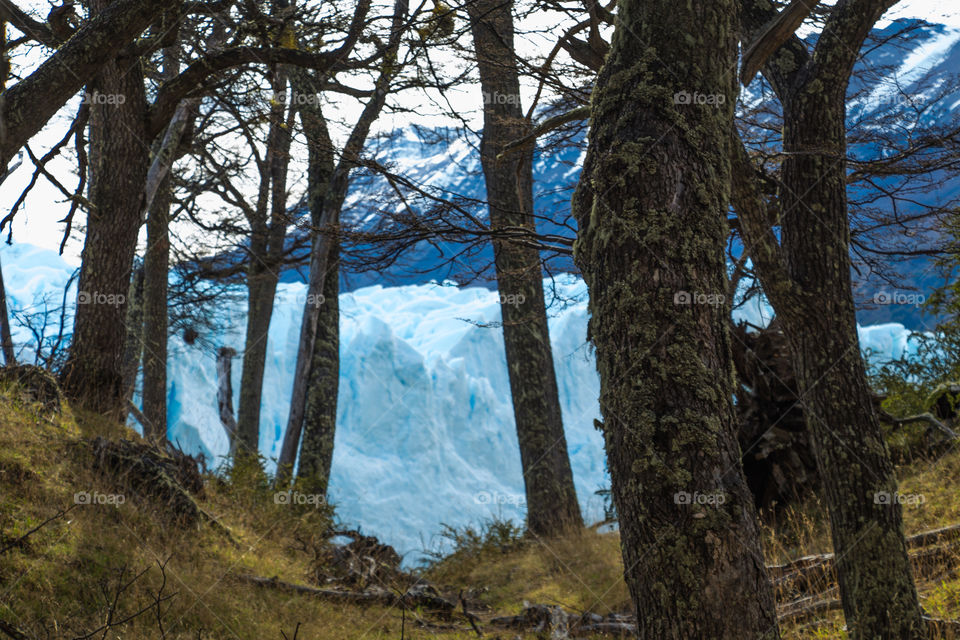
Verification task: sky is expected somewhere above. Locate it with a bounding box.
[0,0,957,265]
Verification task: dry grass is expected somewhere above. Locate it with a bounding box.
[3,381,960,639]
[0,386,510,639]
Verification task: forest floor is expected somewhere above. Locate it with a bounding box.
[1,381,960,639]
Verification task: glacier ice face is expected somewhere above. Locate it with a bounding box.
[0,242,929,563]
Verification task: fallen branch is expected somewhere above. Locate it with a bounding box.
[0,504,77,555]
[238,575,456,613]
[770,526,960,597]
[878,408,958,439]
[0,620,30,640]
[459,589,483,637]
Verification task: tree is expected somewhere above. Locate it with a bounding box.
[278,0,411,491]
[734,0,928,635]
[571,0,780,635]
[467,0,582,536]
[54,0,374,416]
[59,0,153,416]
[0,0,180,170]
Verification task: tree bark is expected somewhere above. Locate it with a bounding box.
[141,39,199,445]
[0,254,16,366]
[468,0,582,537]
[217,346,238,451]
[141,171,171,444]
[235,68,294,460]
[734,1,927,636]
[60,22,150,416]
[275,70,336,486]
[778,90,924,639]
[278,0,405,485]
[296,240,339,495]
[571,0,780,636]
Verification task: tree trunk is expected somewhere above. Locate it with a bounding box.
[141,44,196,446]
[296,240,339,495]
[733,2,928,635]
[235,69,294,460]
[278,8,403,483]
[776,87,925,640]
[141,172,170,443]
[61,29,149,416]
[275,70,336,486]
[0,255,16,366]
[120,264,144,416]
[467,0,582,537]
[217,346,238,451]
[571,0,779,636]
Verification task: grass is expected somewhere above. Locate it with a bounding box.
[2,381,960,638]
[0,386,493,639]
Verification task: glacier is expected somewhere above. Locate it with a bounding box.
[0,242,931,563]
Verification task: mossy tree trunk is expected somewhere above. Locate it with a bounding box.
[468,0,582,537]
[296,240,339,495]
[735,2,927,636]
[571,0,780,636]
[61,21,150,416]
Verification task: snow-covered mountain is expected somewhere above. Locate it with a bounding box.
[320,18,960,330]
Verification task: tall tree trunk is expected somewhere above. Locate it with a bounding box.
[276,70,335,485]
[782,91,924,639]
[733,2,927,636]
[467,0,582,537]
[0,255,16,366]
[61,26,149,416]
[120,264,144,414]
[141,42,197,445]
[278,0,405,484]
[296,240,339,495]
[571,0,779,636]
[235,69,294,460]
[141,173,171,443]
[217,346,238,451]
